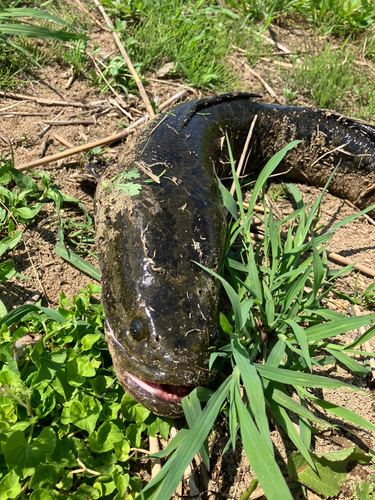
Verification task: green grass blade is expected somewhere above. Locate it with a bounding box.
[304,392,375,433]
[0,25,82,40]
[226,132,245,221]
[0,304,64,327]
[284,319,312,371]
[295,388,312,450]
[217,177,238,220]
[312,238,325,299]
[156,377,231,500]
[304,314,374,342]
[325,348,370,376]
[268,398,316,470]
[256,364,363,391]
[55,241,100,282]
[266,339,286,367]
[246,141,301,216]
[282,267,311,313]
[182,390,210,469]
[244,242,263,301]
[0,7,76,27]
[234,387,293,500]
[149,428,189,459]
[232,338,273,455]
[268,385,331,428]
[344,324,375,349]
[194,262,241,329]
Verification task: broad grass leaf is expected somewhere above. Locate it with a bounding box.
[266,339,286,367]
[194,262,241,329]
[326,348,370,376]
[0,24,82,41]
[0,304,64,327]
[312,238,325,299]
[256,364,362,391]
[267,385,331,428]
[345,324,375,349]
[234,387,293,500]
[0,7,77,28]
[304,314,374,342]
[268,398,315,469]
[226,133,245,220]
[148,428,189,459]
[232,338,273,454]
[244,243,263,301]
[284,319,311,371]
[155,377,231,500]
[182,390,210,469]
[305,392,375,432]
[217,177,238,220]
[246,141,301,215]
[54,241,100,281]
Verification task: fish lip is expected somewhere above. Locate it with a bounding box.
[123,371,196,404]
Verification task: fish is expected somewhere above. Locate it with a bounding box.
[94,92,375,417]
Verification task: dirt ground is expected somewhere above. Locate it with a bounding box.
[1,16,375,500]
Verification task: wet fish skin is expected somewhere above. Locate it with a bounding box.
[95,92,375,417]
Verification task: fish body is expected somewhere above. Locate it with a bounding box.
[95,93,375,416]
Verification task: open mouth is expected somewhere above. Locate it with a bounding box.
[124,371,196,404]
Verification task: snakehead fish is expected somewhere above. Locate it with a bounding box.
[95,92,375,417]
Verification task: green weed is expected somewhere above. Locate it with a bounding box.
[0,3,86,75]
[224,0,375,34]
[1,141,375,498]
[284,42,375,118]
[0,285,171,499]
[136,139,375,499]
[105,0,244,89]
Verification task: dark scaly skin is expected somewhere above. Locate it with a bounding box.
[95,92,375,417]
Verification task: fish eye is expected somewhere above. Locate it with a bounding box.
[129,317,148,340]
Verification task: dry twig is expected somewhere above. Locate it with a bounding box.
[14,89,186,171]
[74,0,111,32]
[230,115,257,196]
[39,134,51,158]
[0,90,90,108]
[41,119,95,126]
[39,109,65,138]
[149,436,161,479]
[53,133,75,149]
[91,0,155,118]
[354,304,375,380]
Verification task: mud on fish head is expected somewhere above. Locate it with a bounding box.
[96,186,224,417]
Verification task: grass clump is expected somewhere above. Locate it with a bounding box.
[1,142,375,498]
[283,42,375,118]
[223,0,375,34]
[100,0,246,89]
[137,140,375,499]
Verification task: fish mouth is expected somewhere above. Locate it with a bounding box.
[124,371,196,404]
